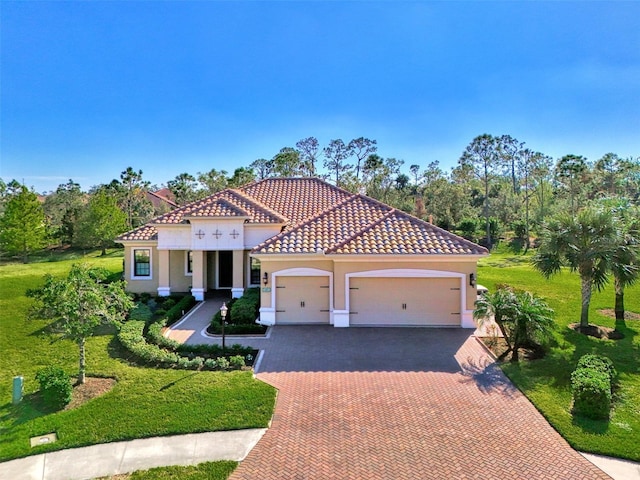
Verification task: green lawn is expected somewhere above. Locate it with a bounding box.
[100,461,237,480]
[478,250,640,461]
[0,252,276,462]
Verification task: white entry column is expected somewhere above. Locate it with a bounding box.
[191,250,206,301]
[231,249,245,298]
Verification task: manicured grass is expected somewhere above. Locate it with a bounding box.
[0,253,276,462]
[478,251,640,461]
[100,461,237,479]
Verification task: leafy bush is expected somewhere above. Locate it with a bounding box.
[571,367,611,420]
[458,218,478,241]
[140,292,151,304]
[215,357,230,370]
[511,220,527,240]
[161,298,176,310]
[209,321,266,335]
[576,354,617,386]
[129,303,153,322]
[118,321,254,370]
[35,366,73,410]
[229,355,245,369]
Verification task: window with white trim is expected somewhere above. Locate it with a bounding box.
[133,249,151,278]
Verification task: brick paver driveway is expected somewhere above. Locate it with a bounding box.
[230,327,609,480]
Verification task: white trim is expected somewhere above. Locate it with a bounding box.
[157,287,171,297]
[258,307,276,326]
[231,287,244,298]
[131,248,153,280]
[344,269,472,328]
[270,267,334,325]
[191,288,205,301]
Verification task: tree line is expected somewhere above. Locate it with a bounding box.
[1,134,639,261]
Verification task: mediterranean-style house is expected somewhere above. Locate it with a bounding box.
[117,177,488,328]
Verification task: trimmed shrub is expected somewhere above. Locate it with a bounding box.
[165,295,196,326]
[35,366,73,410]
[161,298,176,310]
[229,355,245,370]
[209,321,266,335]
[571,367,611,420]
[129,303,153,322]
[215,357,230,371]
[576,354,617,386]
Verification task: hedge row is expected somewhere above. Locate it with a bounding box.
[117,321,249,370]
[209,288,265,335]
[571,354,617,420]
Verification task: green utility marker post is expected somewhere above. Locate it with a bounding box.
[12,376,23,405]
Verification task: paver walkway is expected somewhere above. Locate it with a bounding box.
[229,333,610,480]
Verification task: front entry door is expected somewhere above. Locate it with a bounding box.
[218,251,233,288]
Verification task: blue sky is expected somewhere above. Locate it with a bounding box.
[1,1,639,193]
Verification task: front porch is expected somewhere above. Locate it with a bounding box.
[157,249,259,301]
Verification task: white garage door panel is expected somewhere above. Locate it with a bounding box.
[276,276,330,324]
[350,277,460,326]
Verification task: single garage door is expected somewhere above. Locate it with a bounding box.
[349,277,461,326]
[276,276,330,324]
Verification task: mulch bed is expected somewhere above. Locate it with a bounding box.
[478,337,544,362]
[568,323,624,340]
[598,309,640,321]
[65,377,117,410]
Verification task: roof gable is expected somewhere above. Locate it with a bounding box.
[117,177,488,256]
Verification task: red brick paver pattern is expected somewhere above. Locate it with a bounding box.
[231,337,609,480]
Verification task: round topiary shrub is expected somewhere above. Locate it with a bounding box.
[36,366,73,411]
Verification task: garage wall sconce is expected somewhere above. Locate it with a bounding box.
[469,273,476,287]
[263,272,269,286]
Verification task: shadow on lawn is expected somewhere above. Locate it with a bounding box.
[159,372,199,391]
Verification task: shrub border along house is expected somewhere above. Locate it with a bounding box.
[118,295,255,371]
[571,354,617,420]
[208,288,266,335]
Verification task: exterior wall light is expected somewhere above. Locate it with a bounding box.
[469,273,476,287]
[263,272,269,286]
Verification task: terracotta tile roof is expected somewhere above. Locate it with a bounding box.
[252,195,390,254]
[327,210,488,255]
[118,224,159,242]
[252,192,487,256]
[240,177,353,226]
[118,177,488,256]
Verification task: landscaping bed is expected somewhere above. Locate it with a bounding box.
[478,251,640,462]
[0,254,276,462]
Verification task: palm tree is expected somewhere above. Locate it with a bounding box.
[510,290,555,362]
[474,286,518,360]
[608,205,640,324]
[532,207,617,331]
[474,286,555,362]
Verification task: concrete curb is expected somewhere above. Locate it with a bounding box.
[0,428,267,480]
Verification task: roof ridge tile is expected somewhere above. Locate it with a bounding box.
[225,188,289,223]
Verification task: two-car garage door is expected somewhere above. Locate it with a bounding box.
[349,277,461,326]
